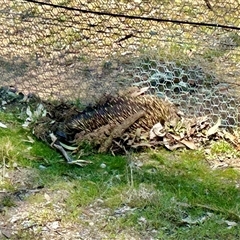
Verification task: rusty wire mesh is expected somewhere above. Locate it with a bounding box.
[0,0,240,126]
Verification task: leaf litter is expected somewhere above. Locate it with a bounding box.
[0,85,239,169]
[27,97,240,170]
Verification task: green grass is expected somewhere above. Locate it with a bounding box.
[0,110,240,239]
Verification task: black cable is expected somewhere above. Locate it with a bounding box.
[23,0,240,31]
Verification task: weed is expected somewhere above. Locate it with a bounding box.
[210,140,235,154]
[0,195,16,207]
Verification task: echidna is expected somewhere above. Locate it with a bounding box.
[66,94,180,135]
[32,92,182,164]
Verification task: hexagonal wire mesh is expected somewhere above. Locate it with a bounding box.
[0,0,240,127]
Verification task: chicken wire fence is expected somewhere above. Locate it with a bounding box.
[0,0,240,127]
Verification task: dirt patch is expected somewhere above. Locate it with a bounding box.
[1,182,149,239]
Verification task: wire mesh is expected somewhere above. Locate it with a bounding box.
[0,0,240,126]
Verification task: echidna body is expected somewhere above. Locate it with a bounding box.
[66,95,179,134]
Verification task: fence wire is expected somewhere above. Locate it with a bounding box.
[0,0,240,126]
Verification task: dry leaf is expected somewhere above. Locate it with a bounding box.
[131,86,150,97]
[180,139,198,150]
[131,142,152,148]
[0,122,7,128]
[225,220,238,229]
[206,118,221,136]
[169,134,181,141]
[26,106,32,118]
[22,136,35,143]
[223,130,237,144]
[44,193,51,202]
[164,142,185,150]
[150,122,164,139]
[59,142,78,151]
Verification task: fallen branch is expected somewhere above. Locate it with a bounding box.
[98,110,145,153]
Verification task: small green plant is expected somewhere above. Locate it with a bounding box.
[0,137,19,187]
[210,140,235,154]
[1,195,16,207]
